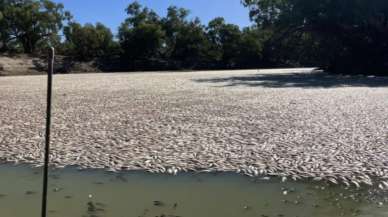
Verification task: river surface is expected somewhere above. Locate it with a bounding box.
[0,165,387,217]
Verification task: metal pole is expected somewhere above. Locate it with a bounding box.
[41,47,54,217]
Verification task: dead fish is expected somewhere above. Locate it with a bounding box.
[153,201,164,206]
[25,191,37,195]
[53,187,63,192]
[243,205,251,210]
[87,201,96,212]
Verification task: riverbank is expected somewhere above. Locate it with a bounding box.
[0,55,100,76]
[0,69,387,188]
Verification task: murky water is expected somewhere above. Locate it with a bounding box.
[0,165,387,217]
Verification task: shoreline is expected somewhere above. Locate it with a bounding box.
[0,161,382,184]
[1,163,387,217]
[2,159,388,190]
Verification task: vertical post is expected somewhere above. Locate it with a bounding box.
[41,47,54,217]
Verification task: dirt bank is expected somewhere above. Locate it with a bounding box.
[0,55,100,76]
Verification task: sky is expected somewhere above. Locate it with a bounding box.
[52,0,252,33]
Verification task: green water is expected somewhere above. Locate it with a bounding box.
[0,165,387,217]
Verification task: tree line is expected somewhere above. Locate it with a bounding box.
[1,0,387,75]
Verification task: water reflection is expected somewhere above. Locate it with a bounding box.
[0,165,387,217]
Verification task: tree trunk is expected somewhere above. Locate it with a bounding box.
[0,41,7,52]
[21,36,35,54]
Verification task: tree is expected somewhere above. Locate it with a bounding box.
[0,2,8,52]
[171,18,212,69]
[118,1,166,69]
[119,2,213,70]
[0,0,71,54]
[161,6,190,59]
[236,27,266,68]
[63,22,118,61]
[161,6,212,69]
[207,17,243,68]
[242,0,388,75]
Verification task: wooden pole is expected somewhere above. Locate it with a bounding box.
[41,47,54,217]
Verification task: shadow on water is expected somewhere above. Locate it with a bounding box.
[193,71,388,88]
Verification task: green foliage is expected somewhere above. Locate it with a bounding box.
[207,17,243,68]
[162,8,212,69]
[237,27,266,68]
[1,0,386,75]
[63,22,118,61]
[118,2,217,70]
[0,0,71,53]
[117,3,265,70]
[171,19,212,69]
[118,2,165,69]
[242,0,388,75]
[206,17,266,69]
